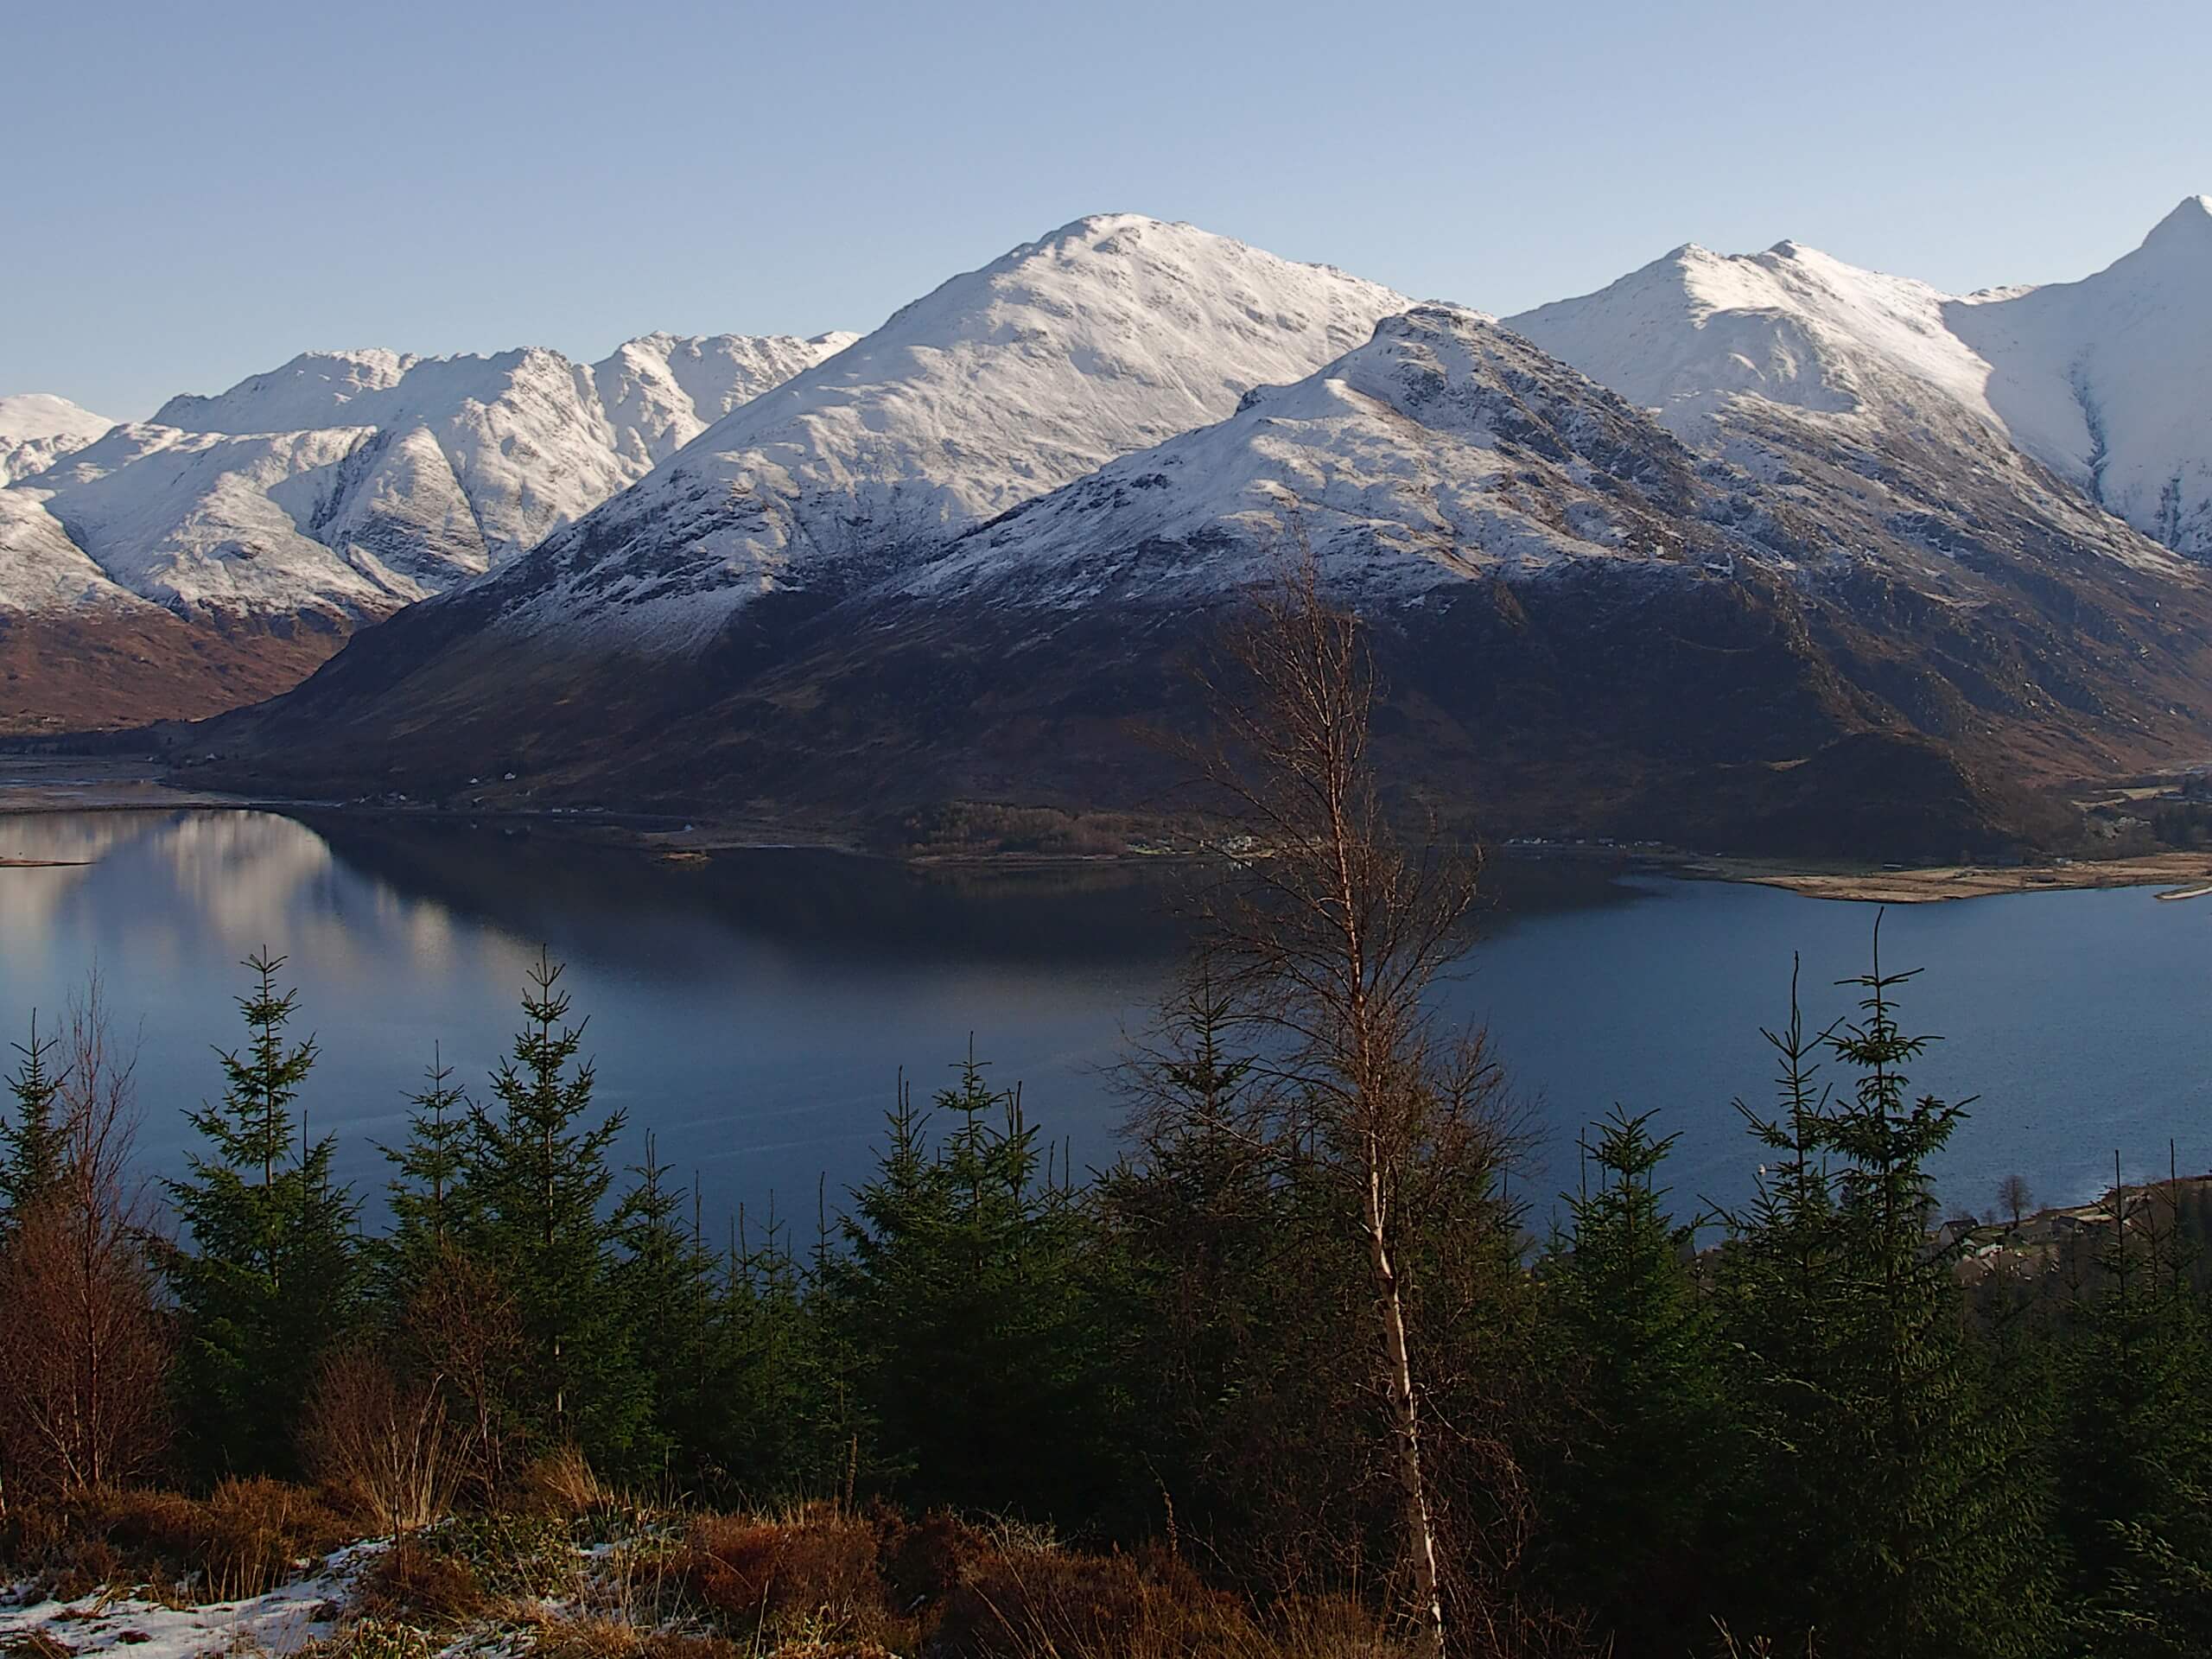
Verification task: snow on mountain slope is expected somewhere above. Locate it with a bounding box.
[904,305,1743,607]
[478,214,1410,645]
[1510,199,2212,559]
[151,332,855,560]
[0,489,146,614]
[0,392,115,485]
[1507,239,1999,436]
[1947,196,2212,556]
[21,423,418,620]
[0,330,849,633]
[593,330,861,470]
[0,418,475,730]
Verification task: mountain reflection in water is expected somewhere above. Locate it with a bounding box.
[3,809,2203,1243]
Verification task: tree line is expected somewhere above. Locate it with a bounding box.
[4,566,2212,1658]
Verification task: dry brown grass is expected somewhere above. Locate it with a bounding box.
[4,1490,1419,1659]
[194,1478,355,1601]
[518,1448,613,1520]
[352,1536,490,1627]
[0,1478,353,1605]
[302,1347,461,1536]
[933,1540,1414,1659]
[677,1507,896,1650]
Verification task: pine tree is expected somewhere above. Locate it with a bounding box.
[456,949,644,1470]
[1714,959,1845,1634]
[1097,960,1327,1549]
[1,1011,67,1238]
[610,1136,722,1484]
[2056,1164,2212,1654]
[1786,933,2052,1656]
[1542,1108,1723,1655]
[376,1045,473,1305]
[165,950,360,1478]
[706,1197,843,1501]
[829,1049,1118,1518]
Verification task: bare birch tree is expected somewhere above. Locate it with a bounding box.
[0,976,170,1505]
[1151,550,1496,1656]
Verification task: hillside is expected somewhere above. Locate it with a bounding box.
[195,302,2212,858]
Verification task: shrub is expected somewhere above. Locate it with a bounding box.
[296,1619,439,1659]
[875,1509,986,1611]
[519,1447,611,1519]
[678,1509,891,1647]
[932,1547,1148,1659]
[303,1346,460,1536]
[197,1477,353,1601]
[419,1511,576,1599]
[355,1536,489,1626]
[522,1617,754,1659]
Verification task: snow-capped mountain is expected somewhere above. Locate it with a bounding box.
[145,331,859,564]
[0,333,849,730]
[1948,196,2212,556]
[900,304,1781,609]
[200,300,2212,859]
[0,393,114,486]
[32,199,2212,858]
[463,214,1409,646]
[1508,198,2212,557]
[21,423,443,619]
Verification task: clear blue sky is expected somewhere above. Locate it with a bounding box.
[9,0,2210,418]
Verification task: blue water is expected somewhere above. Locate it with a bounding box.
[1,809,2204,1243]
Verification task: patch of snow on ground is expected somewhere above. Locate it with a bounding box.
[0,1545,382,1659]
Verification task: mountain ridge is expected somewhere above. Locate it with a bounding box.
[190,283,2212,860]
[18,201,2212,861]
[0,332,853,729]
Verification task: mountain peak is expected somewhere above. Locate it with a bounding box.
[0,392,114,444]
[0,393,118,486]
[2140,194,2212,255]
[465,216,1412,645]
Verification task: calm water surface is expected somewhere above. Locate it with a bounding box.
[1,808,2207,1238]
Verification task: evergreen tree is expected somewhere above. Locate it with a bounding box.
[1,1011,67,1238]
[1096,965,1272,1533]
[2056,1168,2212,1654]
[707,1198,848,1502]
[165,950,360,1478]
[1714,960,1846,1634]
[610,1136,723,1485]
[1541,1108,1723,1655]
[829,1050,1118,1519]
[1752,935,2053,1657]
[375,1046,473,1306]
[456,950,644,1469]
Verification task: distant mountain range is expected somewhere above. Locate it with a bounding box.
[9,200,2212,857]
[0,332,852,727]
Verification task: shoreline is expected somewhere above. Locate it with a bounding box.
[5,760,2211,902]
[1671,852,2212,904]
